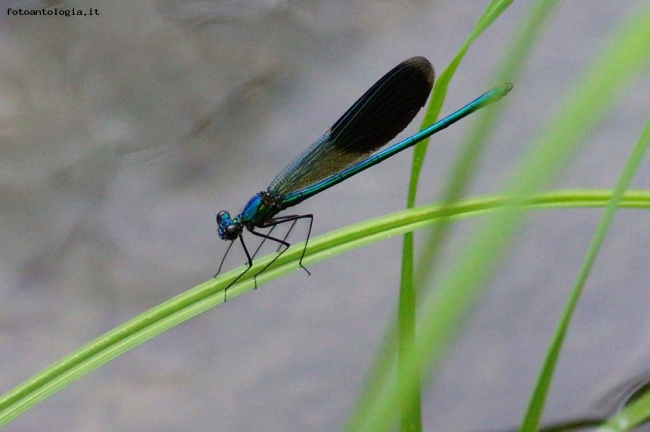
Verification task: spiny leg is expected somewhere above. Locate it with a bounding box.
[278,219,299,253]
[297,214,313,274]
[247,228,292,289]
[222,235,254,302]
[215,239,236,278]
[250,223,278,260]
[217,215,314,299]
[258,214,314,276]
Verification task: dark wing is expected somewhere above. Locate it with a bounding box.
[267,56,434,196]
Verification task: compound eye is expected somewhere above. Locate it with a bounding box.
[216,211,229,223]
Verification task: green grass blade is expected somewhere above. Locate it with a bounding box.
[415,0,559,283]
[398,2,514,430]
[396,1,554,430]
[407,0,515,195]
[2,191,650,426]
[519,114,650,432]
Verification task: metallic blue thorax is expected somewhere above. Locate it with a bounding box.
[239,193,282,227]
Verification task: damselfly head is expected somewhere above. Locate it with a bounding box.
[217,211,242,241]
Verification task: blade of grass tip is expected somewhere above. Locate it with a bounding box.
[353,4,650,432]
[472,0,516,42]
[519,112,650,432]
[416,0,560,285]
[406,0,515,205]
[398,2,515,431]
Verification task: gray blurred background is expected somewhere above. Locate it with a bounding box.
[1,0,650,431]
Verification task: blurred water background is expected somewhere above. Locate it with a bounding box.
[1,0,650,431]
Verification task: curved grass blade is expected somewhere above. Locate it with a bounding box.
[1,191,650,426]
